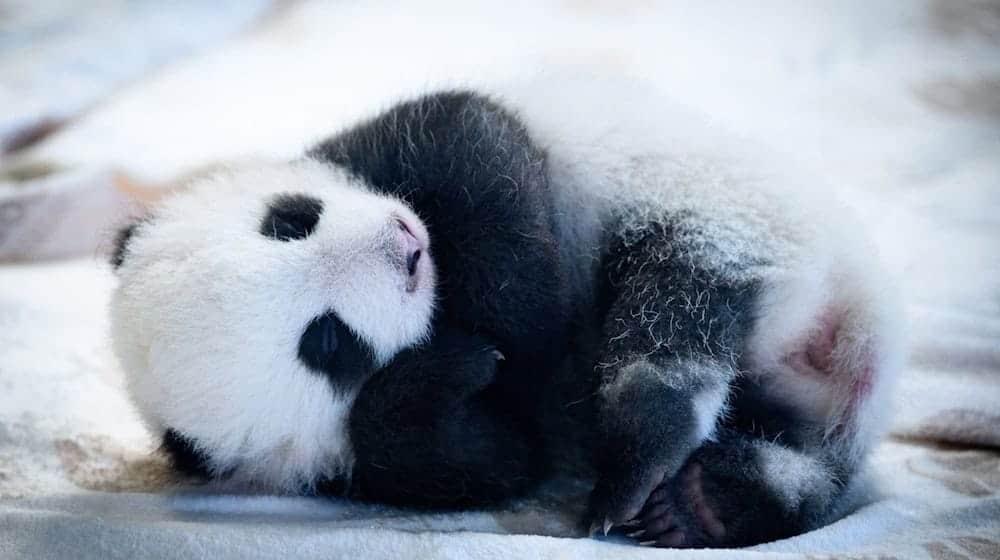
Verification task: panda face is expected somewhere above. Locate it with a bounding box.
[109,159,436,490]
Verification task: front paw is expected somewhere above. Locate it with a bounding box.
[379,325,503,404]
[588,362,702,533]
[422,326,504,393]
[587,448,686,537]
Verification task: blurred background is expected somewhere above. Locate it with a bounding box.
[3,1,999,263]
[0,1,998,556]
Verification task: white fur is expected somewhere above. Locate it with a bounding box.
[691,384,729,443]
[110,159,436,491]
[499,76,837,300]
[757,444,836,510]
[742,210,904,463]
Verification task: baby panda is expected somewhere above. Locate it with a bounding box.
[109,76,902,548]
[109,92,567,507]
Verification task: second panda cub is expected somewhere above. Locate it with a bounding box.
[110,77,901,548]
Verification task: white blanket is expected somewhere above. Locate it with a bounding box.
[2,1,999,558]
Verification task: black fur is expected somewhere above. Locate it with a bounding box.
[596,221,760,363]
[260,192,324,241]
[161,428,212,477]
[724,375,809,448]
[298,311,378,390]
[349,325,544,507]
[110,219,145,269]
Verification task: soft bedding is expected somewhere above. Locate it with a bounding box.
[1,1,998,558]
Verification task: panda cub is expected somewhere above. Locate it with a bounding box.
[109,77,901,548]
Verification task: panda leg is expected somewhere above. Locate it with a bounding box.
[587,225,759,531]
[626,253,900,547]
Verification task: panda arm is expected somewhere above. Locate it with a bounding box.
[309,92,567,365]
[348,325,543,507]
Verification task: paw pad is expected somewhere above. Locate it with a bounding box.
[625,461,726,548]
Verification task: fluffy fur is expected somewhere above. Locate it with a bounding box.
[109,76,902,548]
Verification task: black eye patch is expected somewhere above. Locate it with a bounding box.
[298,311,378,389]
[260,193,324,241]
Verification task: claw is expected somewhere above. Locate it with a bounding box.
[639,540,658,547]
[588,520,601,537]
[626,530,645,539]
[603,516,613,536]
[662,530,685,547]
[620,519,642,528]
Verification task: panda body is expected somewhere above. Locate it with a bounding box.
[110,77,901,547]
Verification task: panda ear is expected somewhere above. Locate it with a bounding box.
[109,217,148,270]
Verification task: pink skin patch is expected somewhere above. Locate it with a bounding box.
[684,463,726,541]
[782,308,843,378]
[781,306,879,434]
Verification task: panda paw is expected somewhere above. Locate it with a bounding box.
[587,361,703,535]
[425,327,504,391]
[624,461,726,548]
[587,455,673,537]
[622,446,799,548]
[379,325,504,404]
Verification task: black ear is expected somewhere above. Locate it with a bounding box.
[110,218,146,269]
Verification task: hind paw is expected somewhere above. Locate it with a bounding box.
[621,436,830,548]
[624,461,726,548]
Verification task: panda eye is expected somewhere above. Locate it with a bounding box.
[298,312,377,387]
[260,193,323,241]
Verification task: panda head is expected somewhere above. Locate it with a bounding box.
[108,158,436,491]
